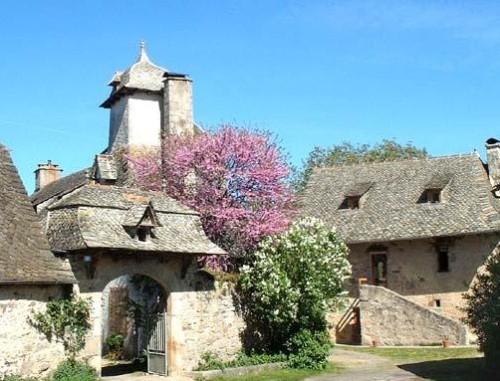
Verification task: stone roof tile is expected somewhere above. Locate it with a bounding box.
[0,143,76,284]
[45,185,225,255]
[300,155,500,244]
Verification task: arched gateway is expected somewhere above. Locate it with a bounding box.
[33,184,225,376]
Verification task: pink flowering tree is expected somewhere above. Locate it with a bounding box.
[129,125,296,270]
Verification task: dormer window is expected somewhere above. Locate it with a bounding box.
[418,174,451,204]
[419,188,442,204]
[340,196,361,210]
[339,182,373,210]
[136,226,156,242]
[122,201,161,242]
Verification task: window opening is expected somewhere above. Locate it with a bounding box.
[437,247,449,272]
[339,196,361,210]
[137,226,150,242]
[418,188,442,204]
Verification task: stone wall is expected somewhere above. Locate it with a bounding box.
[359,285,468,346]
[73,252,243,375]
[0,285,66,378]
[348,233,500,320]
[175,280,245,371]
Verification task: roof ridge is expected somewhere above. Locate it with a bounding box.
[313,152,479,171]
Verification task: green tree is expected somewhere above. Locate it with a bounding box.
[463,249,500,374]
[239,216,351,362]
[294,139,428,192]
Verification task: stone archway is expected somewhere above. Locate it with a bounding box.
[100,273,167,376]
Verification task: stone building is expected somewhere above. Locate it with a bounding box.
[301,145,500,346]
[0,144,76,377]
[0,44,245,378]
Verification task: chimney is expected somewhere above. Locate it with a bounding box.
[163,73,194,136]
[34,160,63,191]
[486,138,500,186]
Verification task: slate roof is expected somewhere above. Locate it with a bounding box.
[300,154,500,244]
[30,168,89,207]
[0,144,76,284]
[101,43,168,108]
[45,185,225,255]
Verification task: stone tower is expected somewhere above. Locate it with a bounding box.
[100,42,195,153]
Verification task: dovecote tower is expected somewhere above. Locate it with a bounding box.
[100,42,195,153]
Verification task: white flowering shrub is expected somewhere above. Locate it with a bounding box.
[239,217,351,353]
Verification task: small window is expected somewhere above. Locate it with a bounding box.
[339,195,361,210]
[137,226,152,242]
[418,188,442,204]
[437,247,449,272]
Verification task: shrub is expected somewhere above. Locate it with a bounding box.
[463,248,500,373]
[52,360,98,381]
[285,330,332,369]
[32,297,91,361]
[105,333,125,361]
[195,351,226,371]
[239,217,351,352]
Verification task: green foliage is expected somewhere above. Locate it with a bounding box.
[195,350,287,371]
[32,297,91,361]
[230,351,287,367]
[1,376,47,381]
[239,217,351,352]
[294,139,428,192]
[195,351,226,371]
[51,360,98,381]
[105,333,125,361]
[463,250,500,371]
[285,330,332,369]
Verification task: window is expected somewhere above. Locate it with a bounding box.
[137,226,156,242]
[339,182,373,210]
[437,247,449,272]
[418,188,442,204]
[339,195,361,210]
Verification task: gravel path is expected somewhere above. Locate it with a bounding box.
[306,348,422,381]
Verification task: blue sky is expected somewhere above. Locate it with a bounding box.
[2,0,500,192]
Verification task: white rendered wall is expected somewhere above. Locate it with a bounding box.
[108,93,162,152]
[128,94,162,148]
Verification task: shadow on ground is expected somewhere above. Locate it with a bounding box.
[102,361,147,376]
[398,357,492,381]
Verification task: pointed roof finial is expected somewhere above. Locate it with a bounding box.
[139,39,149,62]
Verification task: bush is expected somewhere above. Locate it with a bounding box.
[105,334,125,361]
[52,360,98,381]
[463,248,500,373]
[194,350,287,371]
[32,297,91,361]
[239,217,351,352]
[285,330,332,369]
[195,351,226,371]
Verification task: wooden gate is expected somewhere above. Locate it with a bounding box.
[147,312,167,375]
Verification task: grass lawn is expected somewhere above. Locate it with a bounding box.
[342,346,491,381]
[341,346,482,362]
[206,362,341,381]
